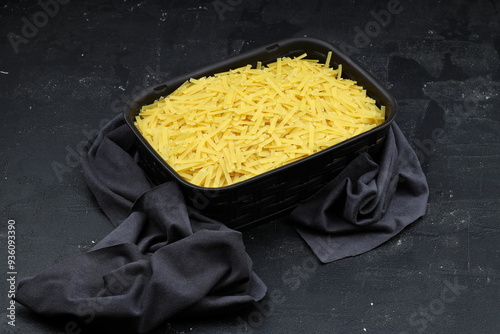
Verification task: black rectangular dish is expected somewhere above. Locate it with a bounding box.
[124,37,398,230]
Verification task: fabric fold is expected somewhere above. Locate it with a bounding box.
[80,115,152,226]
[290,123,429,263]
[16,115,267,334]
[16,113,428,333]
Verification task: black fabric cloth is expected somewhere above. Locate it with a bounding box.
[16,115,267,333]
[16,114,428,332]
[290,123,429,263]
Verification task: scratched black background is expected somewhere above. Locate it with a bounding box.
[1,0,499,333]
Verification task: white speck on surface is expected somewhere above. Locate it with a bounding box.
[0,71,8,74]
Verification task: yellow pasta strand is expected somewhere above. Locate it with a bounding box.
[135,53,385,188]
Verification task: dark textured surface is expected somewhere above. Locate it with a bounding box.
[1,0,499,333]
